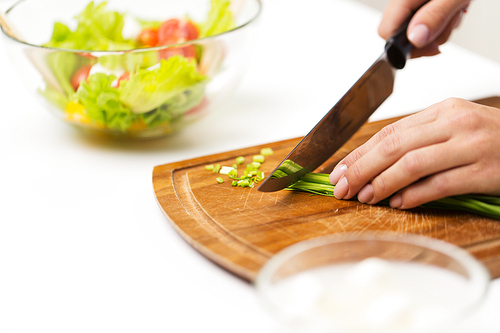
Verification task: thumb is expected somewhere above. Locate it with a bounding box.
[407,0,470,48]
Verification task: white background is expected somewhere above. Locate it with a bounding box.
[1,0,500,332]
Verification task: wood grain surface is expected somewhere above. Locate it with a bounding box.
[153,97,500,282]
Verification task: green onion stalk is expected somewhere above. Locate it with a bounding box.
[275,161,500,220]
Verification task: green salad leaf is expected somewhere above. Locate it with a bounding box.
[43,1,136,51]
[140,82,206,128]
[118,55,207,113]
[76,73,136,131]
[199,0,236,38]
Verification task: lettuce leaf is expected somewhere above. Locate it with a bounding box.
[140,82,206,128]
[199,0,236,38]
[76,73,136,131]
[118,55,207,113]
[43,1,136,51]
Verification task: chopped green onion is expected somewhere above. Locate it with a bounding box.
[256,171,265,181]
[205,165,214,171]
[232,180,238,187]
[260,148,274,156]
[216,177,224,184]
[246,162,261,170]
[232,164,238,169]
[235,156,245,165]
[238,179,252,188]
[220,166,235,175]
[213,164,221,173]
[228,169,238,179]
[253,155,265,163]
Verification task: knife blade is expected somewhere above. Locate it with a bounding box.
[258,19,414,192]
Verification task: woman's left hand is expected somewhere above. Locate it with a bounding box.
[329,98,500,209]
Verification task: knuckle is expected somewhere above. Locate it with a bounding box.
[348,162,363,182]
[379,134,402,158]
[441,98,485,130]
[372,174,389,197]
[401,151,425,176]
[352,148,364,162]
[441,97,465,111]
[379,123,398,138]
[468,132,490,155]
[430,175,452,196]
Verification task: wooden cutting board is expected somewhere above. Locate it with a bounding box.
[153,97,500,282]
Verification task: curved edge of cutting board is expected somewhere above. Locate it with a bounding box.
[152,139,301,281]
[153,96,500,282]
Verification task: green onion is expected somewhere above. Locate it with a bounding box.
[253,155,265,163]
[246,162,261,171]
[260,148,274,156]
[206,148,275,188]
[238,179,252,187]
[285,172,500,221]
[220,166,235,175]
[235,156,245,165]
[271,159,303,178]
[256,171,265,181]
[228,169,238,179]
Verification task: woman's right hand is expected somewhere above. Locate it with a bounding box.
[379,0,470,58]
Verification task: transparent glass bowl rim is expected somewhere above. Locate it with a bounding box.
[255,232,491,296]
[0,0,262,54]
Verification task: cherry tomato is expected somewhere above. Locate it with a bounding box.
[182,20,199,40]
[157,19,199,60]
[70,65,92,91]
[138,27,158,47]
[117,72,130,87]
[157,19,183,45]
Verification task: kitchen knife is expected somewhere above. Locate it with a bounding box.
[258,17,415,192]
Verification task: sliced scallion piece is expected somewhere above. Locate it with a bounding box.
[260,148,274,156]
[235,156,245,165]
[220,166,235,175]
[253,155,265,163]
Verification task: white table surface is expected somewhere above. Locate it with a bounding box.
[1,0,500,332]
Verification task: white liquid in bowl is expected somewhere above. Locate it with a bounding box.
[266,258,482,333]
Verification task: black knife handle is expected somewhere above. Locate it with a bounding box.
[385,25,412,70]
[385,1,429,69]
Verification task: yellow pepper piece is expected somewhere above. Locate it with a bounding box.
[65,102,91,124]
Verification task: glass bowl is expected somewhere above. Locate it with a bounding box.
[0,0,261,139]
[255,233,490,333]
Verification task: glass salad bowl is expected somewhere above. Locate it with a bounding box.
[0,0,261,139]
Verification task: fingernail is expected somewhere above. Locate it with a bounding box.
[390,193,402,208]
[329,164,348,185]
[357,184,374,204]
[334,177,349,199]
[408,24,429,48]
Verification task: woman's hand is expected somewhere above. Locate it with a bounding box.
[379,0,470,58]
[329,98,500,209]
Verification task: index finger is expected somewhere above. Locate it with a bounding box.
[329,106,439,184]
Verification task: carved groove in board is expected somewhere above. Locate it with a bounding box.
[173,169,273,261]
